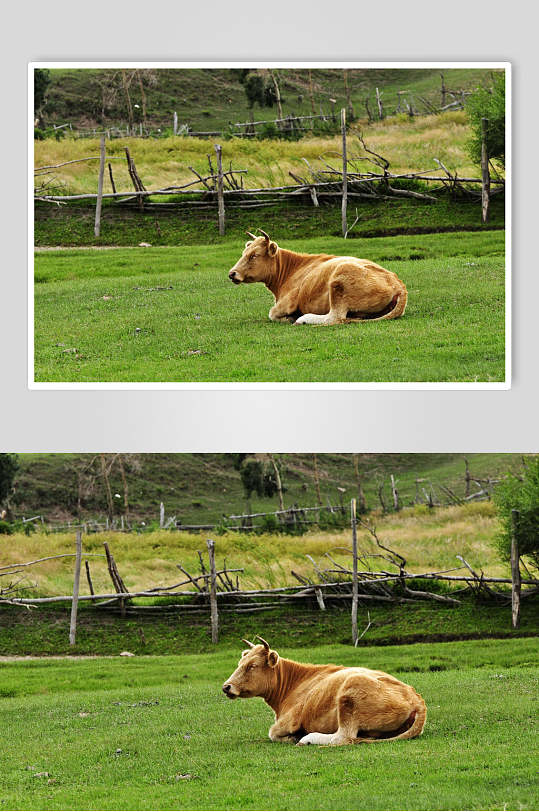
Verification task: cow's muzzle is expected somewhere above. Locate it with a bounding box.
[222,683,237,698]
[228,271,241,285]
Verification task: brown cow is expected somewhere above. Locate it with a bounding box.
[228,229,408,325]
[222,637,426,746]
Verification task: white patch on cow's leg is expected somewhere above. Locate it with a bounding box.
[295,308,346,326]
[297,732,334,746]
[294,313,331,325]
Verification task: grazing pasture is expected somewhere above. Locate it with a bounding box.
[1,638,536,810]
[34,230,505,383]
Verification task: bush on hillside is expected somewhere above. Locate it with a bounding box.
[493,457,539,570]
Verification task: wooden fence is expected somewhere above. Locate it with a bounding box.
[1,501,535,645]
[35,111,503,237]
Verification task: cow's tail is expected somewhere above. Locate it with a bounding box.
[357,693,427,744]
[377,284,408,321]
[349,283,408,323]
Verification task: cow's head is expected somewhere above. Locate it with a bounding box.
[228,230,278,285]
[222,636,279,699]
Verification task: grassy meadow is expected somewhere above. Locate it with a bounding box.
[1,638,537,810]
[33,230,505,383]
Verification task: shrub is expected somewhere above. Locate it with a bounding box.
[466,72,506,168]
[0,520,13,535]
[493,457,539,570]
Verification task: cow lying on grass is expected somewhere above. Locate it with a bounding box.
[228,230,408,325]
[222,637,426,746]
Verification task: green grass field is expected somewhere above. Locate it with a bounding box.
[34,230,505,383]
[2,595,538,657]
[34,196,505,248]
[1,638,536,810]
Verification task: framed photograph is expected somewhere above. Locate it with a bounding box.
[30,62,510,389]
[1,452,536,810]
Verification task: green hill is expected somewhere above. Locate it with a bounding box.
[11,453,525,525]
[41,67,498,133]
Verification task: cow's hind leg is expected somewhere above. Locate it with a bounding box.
[294,278,349,326]
[299,675,408,746]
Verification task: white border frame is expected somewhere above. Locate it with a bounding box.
[28,61,511,391]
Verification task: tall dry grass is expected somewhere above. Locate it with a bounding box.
[34,112,481,197]
[1,502,508,598]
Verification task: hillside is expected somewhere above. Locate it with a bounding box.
[40,67,498,133]
[11,453,525,525]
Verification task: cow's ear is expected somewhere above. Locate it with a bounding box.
[245,240,254,248]
[267,650,279,668]
[241,649,250,657]
[268,241,278,256]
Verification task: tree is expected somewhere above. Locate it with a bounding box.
[312,454,322,505]
[236,455,280,515]
[34,69,50,124]
[0,454,19,511]
[493,457,539,571]
[240,70,279,111]
[34,69,50,113]
[352,454,367,514]
[266,454,285,511]
[466,72,506,168]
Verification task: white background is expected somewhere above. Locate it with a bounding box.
[1,0,537,452]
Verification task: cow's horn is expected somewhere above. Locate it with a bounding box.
[245,231,257,240]
[241,638,255,648]
[256,635,270,650]
[257,229,270,241]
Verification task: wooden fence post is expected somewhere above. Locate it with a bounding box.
[207,539,219,643]
[84,560,96,603]
[107,162,116,194]
[214,144,225,236]
[341,109,348,238]
[160,502,165,528]
[511,510,521,629]
[94,135,106,237]
[69,531,82,646]
[173,111,178,136]
[103,541,128,617]
[481,117,490,224]
[351,499,359,646]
